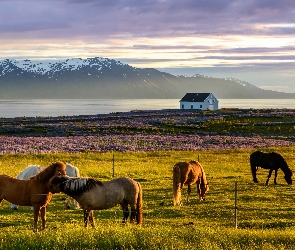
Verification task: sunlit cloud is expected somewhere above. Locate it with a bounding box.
[0,0,295,92]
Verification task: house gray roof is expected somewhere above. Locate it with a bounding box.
[180,93,211,102]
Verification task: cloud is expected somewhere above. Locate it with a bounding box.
[0,0,295,92]
[1,0,295,38]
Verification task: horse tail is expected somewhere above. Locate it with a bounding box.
[136,182,143,225]
[173,163,182,206]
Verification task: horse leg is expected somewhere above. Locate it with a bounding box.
[40,206,46,231]
[84,210,90,228]
[89,210,96,228]
[130,210,136,224]
[274,169,278,184]
[196,180,202,201]
[186,184,191,203]
[11,203,18,210]
[73,199,80,210]
[266,169,273,185]
[66,196,71,209]
[33,205,41,232]
[129,203,137,224]
[251,163,258,183]
[120,200,129,224]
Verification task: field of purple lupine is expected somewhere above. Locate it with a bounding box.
[1,108,294,154]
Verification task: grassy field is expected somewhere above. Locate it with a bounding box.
[0,147,295,249]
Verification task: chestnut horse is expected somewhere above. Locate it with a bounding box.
[11,163,80,210]
[49,176,143,227]
[173,160,209,206]
[0,162,66,231]
[250,151,294,185]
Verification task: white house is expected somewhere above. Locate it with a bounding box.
[179,93,218,110]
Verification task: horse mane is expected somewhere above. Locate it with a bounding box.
[61,177,103,195]
[271,152,293,176]
[33,162,61,183]
[189,160,208,186]
[281,160,293,177]
[189,160,198,165]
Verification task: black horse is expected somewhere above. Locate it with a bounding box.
[250,151,293,185]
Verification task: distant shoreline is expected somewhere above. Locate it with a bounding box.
[1,99,295,118]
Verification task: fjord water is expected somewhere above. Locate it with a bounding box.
[0,99,295,118]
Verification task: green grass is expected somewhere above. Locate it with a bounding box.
[0,147,295,249]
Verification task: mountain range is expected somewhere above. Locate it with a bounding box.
[0,57,294,99]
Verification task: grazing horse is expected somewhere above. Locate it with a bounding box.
[49,176,143,227]
[11,163,80,210]
[0,162,66,231]
[173,160,209,206]
[250,151,294,185]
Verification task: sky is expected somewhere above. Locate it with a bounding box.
[0,0,295,93]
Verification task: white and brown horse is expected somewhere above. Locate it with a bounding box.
[0,162,66,231]
[49,176,143,227]
[173,160,209,206]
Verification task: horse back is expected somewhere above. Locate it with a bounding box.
[0,175,35,205]
[17,166,43,180]
[173,161,200,185]
[76,177,139,210]
[173,162,190,185]
[251,151,287,169]
[66,164,80,177]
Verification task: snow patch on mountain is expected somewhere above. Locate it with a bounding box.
[0,57,127,76]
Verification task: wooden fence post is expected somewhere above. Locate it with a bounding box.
[112,152,115,178]
[234,181,238,228]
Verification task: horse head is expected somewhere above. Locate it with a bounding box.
[284,169,294,185]
[49,176,68,194]
[197,181,209,201]
[52,162,67,176]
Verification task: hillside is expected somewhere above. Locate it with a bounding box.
[0,57,294,99]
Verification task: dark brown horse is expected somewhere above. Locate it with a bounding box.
[250,151,294,185]
[173,160,209,206]
[0,162,66,231]
[49,176,143,227]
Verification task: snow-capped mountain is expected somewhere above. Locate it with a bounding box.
[0,57,294,99]
[0,57,127,76]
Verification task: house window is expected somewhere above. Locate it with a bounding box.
[191,104,193,109]
[181,104,184,109]
[200,105,202,108]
